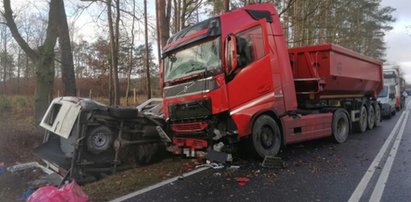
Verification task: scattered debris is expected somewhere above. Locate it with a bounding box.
[235,177,250,186]
[27,181,88,202]
[20,188,34,201]
[226,165,240,171]
[7,162,54,175]
[0,162,5,174]
[206,150,232,163]
[261,156,286,168]
[30,173,62,188]
[195,161,224,169]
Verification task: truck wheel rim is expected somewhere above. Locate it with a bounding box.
[261,126,274,149]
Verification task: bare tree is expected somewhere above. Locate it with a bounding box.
[144,0,151,99]
[56,0,76,96]
[106,0,121,105]
[157,0,172,48]
[125,0,136,105]
[2,0,59,124]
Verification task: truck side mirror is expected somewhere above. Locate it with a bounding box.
[225,34,238,75]
[389,93,395,99]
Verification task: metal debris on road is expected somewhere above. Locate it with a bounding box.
[261,156,287,168]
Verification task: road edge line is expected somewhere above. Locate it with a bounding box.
[110,167,210,202]
[369,110,410,201]
[348,111,406,202]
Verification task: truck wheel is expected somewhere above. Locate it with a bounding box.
[367,105,375,130]
[354,105,368,133]
[374,104,381,127]
[332,109,349,143]
[252,115,281,158]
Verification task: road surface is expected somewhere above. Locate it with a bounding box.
[119,100,411,202]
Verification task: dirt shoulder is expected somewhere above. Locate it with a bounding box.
[83,158,199,201]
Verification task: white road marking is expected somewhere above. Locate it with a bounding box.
[348,111,406,202]
[110,167,209,202]
[369,109,410,201]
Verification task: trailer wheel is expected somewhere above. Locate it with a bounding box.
[367,105,375,130]
[252,115,281,158]
[354,105,368,133]
[332,110,349,143]
[374,104,381,127]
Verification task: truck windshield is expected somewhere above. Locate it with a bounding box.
[164,37,221,82]
[378,86,388,97]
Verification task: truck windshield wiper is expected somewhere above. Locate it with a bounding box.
[185,65,206,74]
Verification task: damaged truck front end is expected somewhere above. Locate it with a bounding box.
[33,97,167,183]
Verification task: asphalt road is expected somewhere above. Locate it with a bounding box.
[119,100,411,202]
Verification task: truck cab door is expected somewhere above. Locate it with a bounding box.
[225,19,274,122]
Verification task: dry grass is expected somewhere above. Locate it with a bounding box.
[83,158,199,201]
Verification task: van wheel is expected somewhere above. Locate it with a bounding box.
[252,115,281,158]
[374,104,381,127]
[367,105,375,129]
[333,109,349,143]
[354,105,368,133]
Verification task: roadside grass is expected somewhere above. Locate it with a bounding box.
[83,158,199,201]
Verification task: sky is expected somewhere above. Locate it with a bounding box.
[381,0,411,82]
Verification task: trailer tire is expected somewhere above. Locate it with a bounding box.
[332,109,349,143]
[374,104,381,127]
[252,115,281,158]
[354,105,368,133]
[367,105,375,130]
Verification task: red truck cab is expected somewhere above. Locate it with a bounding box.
[160,4,382,158]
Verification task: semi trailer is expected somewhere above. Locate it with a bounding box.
[160,3,383,159]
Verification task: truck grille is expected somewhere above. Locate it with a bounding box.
[171,122,208,133]
[168,99,211,121]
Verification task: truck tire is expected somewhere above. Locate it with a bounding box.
[354,105,368,133]
[374,104,381,127]
[367,105,375,130]
[252,115,281,158]
[332,109,349,143]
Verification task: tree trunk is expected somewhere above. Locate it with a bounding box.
[106,0,115,105]
[126,0,136,105]
[2,26,7,94]
[157,0,171,48]
[3,0,58,124]
[56,0,76,96]
[223,0,229,12]
[113,0,120,105]
[144,0,151,99]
